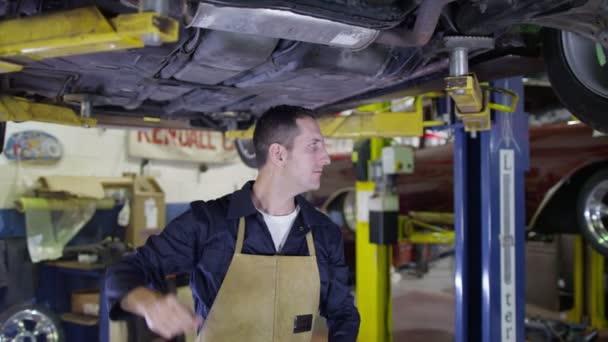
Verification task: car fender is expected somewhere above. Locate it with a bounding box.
[529,159,608,234]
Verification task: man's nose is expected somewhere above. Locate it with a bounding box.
[321,147,331,166]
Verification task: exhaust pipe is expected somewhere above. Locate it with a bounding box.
[375,0,456,48]
[187,0,454,50]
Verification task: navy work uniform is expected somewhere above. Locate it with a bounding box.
[106,181,360,342]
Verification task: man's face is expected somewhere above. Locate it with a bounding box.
[283,117,331,193]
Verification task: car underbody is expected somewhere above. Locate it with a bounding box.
[1,0,607,131]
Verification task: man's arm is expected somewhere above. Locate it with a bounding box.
[320,224,361,342]
[105,209,205,339]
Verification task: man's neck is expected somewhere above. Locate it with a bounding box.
[252,172,297,216]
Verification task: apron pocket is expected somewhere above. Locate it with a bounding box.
[293,314,313,333]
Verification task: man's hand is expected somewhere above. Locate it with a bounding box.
[121,287,203,339]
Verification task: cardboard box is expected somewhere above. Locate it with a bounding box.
[32,174,166,248]
[127,176,166,247]
[71,288,100,316]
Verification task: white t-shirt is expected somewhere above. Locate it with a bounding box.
[258,206,300,252]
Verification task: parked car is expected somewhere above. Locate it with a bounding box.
[1,0,608,162]
[316,121,608,257]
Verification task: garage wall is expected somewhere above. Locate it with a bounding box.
[0,122,258,237]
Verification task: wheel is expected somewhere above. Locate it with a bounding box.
[0,304,64,342]
[235,139,257,168]
[543,29,608,133]
[577,168,608,256]
[0,122,5,154]
[322,189,357,233]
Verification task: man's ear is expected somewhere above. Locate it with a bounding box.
[268,143,286,166]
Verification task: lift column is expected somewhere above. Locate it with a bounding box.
[453,77,529,342]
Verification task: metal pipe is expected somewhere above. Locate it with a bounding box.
[450,47,469,76]
[140,0,169,15]
[375,0,456,48]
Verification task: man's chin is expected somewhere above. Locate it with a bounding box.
[308,181,321,191]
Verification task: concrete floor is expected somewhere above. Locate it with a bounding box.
[311,253,608,342]
[313,256,456,342]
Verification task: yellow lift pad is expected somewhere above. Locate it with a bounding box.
[446,73,519,132]
[0,6,178,63]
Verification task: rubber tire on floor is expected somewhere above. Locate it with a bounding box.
[235,139,257,168]
[576,168,608,256]
[0,122,5,154]
[0,303,65,341]
[543,28,608,133]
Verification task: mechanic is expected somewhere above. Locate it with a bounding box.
[105,105,360,341]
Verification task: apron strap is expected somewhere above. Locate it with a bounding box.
[236,217,246,254]
[305,231,316,257]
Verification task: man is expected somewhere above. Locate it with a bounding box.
[105,105,360,341]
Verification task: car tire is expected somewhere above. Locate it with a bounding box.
[0,122,5,154]
[235,139,257,169]
[577,168,608,256]
[0,303,64,342]
[322,189,357,234]
[543,28,608,133]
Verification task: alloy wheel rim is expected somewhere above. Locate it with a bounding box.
[584,180,608,249]
[0,309,60,342]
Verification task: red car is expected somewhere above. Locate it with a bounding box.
[317,122,608,257]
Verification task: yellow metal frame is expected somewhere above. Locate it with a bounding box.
[567,237,608,329]
[356,137,393,342]
[0,6,178,67]
[567,236,584,323]
[588,247,608,328]
[225,95,446,140]
[409,211,454,225]
[0,95,96,127]
[398,214,455,244]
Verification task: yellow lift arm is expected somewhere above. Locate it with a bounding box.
[399,212,455,244]
[0,95,96,127]
[0,6,178,73]
[226,95,446,140]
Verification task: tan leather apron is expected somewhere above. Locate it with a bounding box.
[196,217,321,342]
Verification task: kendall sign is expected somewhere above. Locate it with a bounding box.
[128,129,238,164]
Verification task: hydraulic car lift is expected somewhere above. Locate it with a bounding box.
[0,5,530,339]
[453,76,528,342]
[445,38,529,342]
[226,64,527,341]
[317,39,525,340]
[348,76,527,342]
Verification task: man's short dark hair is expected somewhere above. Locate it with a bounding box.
[253,105,316,167]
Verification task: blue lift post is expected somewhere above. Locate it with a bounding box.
[454,77,529,342]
